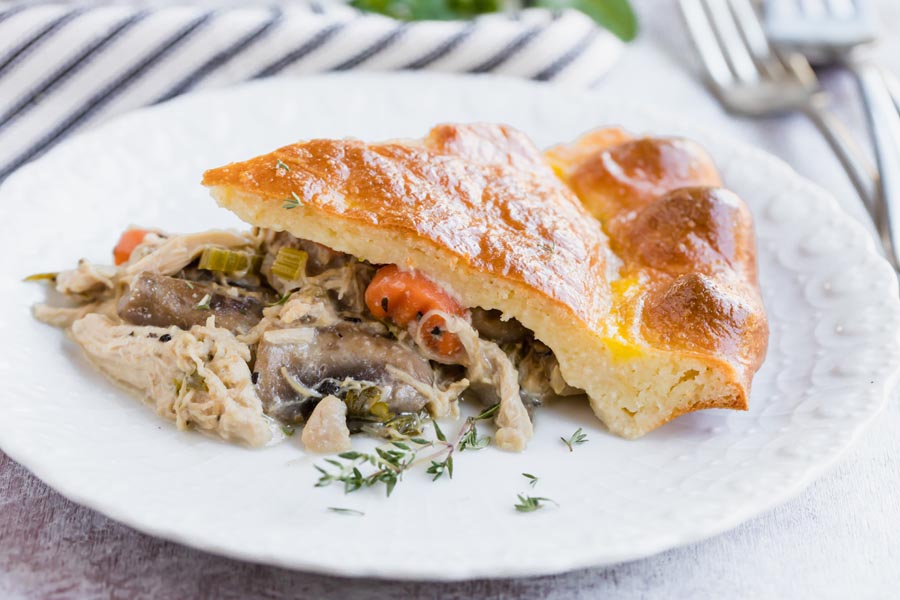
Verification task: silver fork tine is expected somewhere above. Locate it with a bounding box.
[681,0,736,89]
[728,0,785,80]
[702,0,760,83]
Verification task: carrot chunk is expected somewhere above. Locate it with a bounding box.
[365,265,467,359]
[113,228,150,265]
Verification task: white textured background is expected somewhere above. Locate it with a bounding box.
[2,1,900,598]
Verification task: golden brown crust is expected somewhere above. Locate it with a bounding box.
[203,125,613,329]
[203,124,768,439]
[548,130,768,406]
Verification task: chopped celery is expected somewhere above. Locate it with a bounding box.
[198,247,259,274]
[271,247,308,280]
[23,272,57,282]
[369,401,392,420]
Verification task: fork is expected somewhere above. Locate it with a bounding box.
[678,0,878,219]
[765,0,877,62]
[763,0,900,270]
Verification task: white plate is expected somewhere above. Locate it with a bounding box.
[1,72,898,581]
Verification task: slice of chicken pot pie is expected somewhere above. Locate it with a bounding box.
[31,123,767,452]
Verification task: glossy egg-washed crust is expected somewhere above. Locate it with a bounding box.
[203,123,768,438]
[545,129,768,400]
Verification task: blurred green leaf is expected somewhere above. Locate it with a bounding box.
[349,0,637,41]
[534,0,637,41]
[351,0,501,20]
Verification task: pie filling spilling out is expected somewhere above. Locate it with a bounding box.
[31,123,768,453]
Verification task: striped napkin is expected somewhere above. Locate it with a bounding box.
[0,0,623,181]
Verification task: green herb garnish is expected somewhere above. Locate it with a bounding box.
[282,191,301,210]
[514,494,558,513]
[426,455,453,481]
[195,294,212,310]
[268,292,292,307]
[327,506,364,516]
[276,159,291,173]
[432,419,447,442]
[315,443,425,497]
[314,403,500,494]
[522,473,539,488]
[561,427,588,452]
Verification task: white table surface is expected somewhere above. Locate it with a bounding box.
[2,1,900,598]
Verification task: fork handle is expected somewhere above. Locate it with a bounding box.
[851,61,900,271]
[802,96,879,214]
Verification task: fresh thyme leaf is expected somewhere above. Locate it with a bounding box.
[282,191,301,210]
[433,419,447,442]
[522,473,539,488]
[458,425,490,452]
[328,506,364,516]
[268,292,292,307]
[281,425,295,437]
[195,294,212,310]
[315,440,424,497]
[426,458,449,481]
[561,427,588,452]
[314,405,494,497]
[184,280,194,290]
[475,403,500,421]
[514,494,558,513]
[275,159,291,173]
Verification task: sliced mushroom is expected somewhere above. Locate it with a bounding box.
[470,308,530,344]
[118,272,271,335]
[254,324,436,425]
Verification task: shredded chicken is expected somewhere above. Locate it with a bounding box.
[438,313,534,451]
[301,395,352,453]
[34,298,117,329]
[55,259,116,298]
[237,287,344,346]
[125,230,253,276]
[70,313,271,446]
[278,288,343,327]
[32,227,568,453]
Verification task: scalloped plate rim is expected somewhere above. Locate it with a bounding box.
[0,72,898,580]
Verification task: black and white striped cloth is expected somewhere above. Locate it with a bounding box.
[0,0,622,180]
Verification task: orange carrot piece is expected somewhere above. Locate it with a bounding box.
[365,265,467,359]
[113,228,150,266]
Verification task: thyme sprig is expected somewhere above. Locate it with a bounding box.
[282,191,301,210]
[195,294,212,310]
[514,494,558,513]
[314,403,500,495]
[522,473,539,488]
[327,507,364,516]
[425,403,499,481]
[561,427,588,452]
